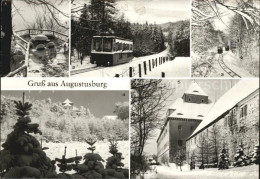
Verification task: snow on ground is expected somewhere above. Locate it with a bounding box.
[143,57,190,77]
[192,47,256,78]
[71,56,96,70]
[222,51,254,77]
[42,141,129,174]
[144,164,259,179]
[72,46,190,77]
[28,46,68,77]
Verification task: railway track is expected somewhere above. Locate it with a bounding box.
[70,66,105,75]
[218,54,241,78]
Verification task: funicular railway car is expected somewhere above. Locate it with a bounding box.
[217,46,223,54]
[90,36,134,66]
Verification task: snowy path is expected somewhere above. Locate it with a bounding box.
[72,46,190,77]
[222,52,254,78]
[28,47,68,77]
[144,165,258,179]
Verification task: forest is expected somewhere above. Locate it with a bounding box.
[0,95,129,143]
[192,0,259,77]
[71,0,190,59]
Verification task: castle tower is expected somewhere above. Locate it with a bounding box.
[157,81,213,164]
[62,98,73,110]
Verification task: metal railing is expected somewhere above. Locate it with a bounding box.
[6,32,30,77]
[15,29,68,42]
[5,29,68,77]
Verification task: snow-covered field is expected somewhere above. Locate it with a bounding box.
[144,164,259,179]
[42,141,129,173]
[72,46,190,77]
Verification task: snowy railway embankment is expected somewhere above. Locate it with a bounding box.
[72,46,190,77]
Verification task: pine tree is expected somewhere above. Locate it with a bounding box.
[233,144,250,167]
[105,139,128,178]
[55,146,82,178]
[251,144,259,164]
[218,148,229,170]
[0,99,56,178]
[73,139,106,178]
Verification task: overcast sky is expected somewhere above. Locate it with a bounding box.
[73,0,190,24]
[1,91,129,118]
[144,79,240,155]
[12,0,69,31]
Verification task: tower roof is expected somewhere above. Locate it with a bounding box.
[183,81,208,97]
[62,99,73,106]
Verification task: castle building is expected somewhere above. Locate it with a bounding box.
[157,81,213,163]
[186,80,259,165]
[62,99,73,110]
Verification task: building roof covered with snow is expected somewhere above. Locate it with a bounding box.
[62,99,73,107]
[168,98,213,120]
[187,80,259,140]
[182,81,208,97]
[157,81,213,142]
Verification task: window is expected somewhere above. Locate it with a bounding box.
[113,42,119,51]
[93,39,102,51]
[118,43,123,51]
[103,38,112,52]
[188,98,191,102]
[240,105,247,118]
[201,99,204,103]
[178,140,183,147]
[178,125,182,131]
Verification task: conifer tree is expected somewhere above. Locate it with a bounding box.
[251,144,259,164]
[0,99,56,178]
[234,144,250,167]
[73,139,106,178]
[105,138,128,178]
[55,146,82,178]
[218,148,229,170]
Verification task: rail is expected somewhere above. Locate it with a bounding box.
[15,29,68,42]
[6,32,30,77]
[218,54,241,78]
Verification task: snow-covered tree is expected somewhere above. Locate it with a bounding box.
[73,139,106,178]
[218,148,229,169]
[233,144,251,167]
[251,144,259,164]
[105,138,128,178]
[0,99,56,178]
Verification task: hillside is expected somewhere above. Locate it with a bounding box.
[0,95,129,143]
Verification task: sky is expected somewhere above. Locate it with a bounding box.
[1,90,129,118]
[12,0,69,31]
[143,79,240,155]
[73,0,190,24]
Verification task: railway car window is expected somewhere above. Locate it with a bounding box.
[118,43,123,51]
[93,39,102,51]
[103,38,112,52]
[114,42,119,51]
